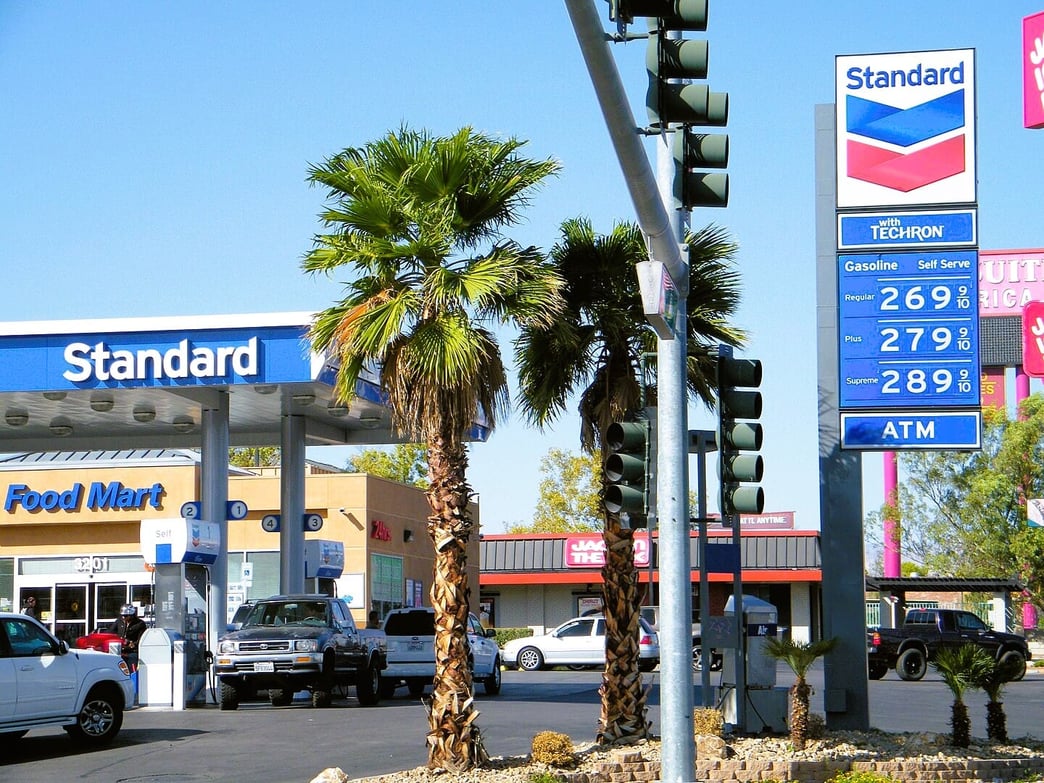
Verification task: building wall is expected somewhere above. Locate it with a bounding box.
[0,457,481,635]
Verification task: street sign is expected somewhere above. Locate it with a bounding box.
[837,209,976,251]
[841,410,981,449]
[838,250,979,409]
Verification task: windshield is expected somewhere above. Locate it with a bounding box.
[245,601,328,627]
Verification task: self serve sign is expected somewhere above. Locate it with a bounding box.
[835,48,976,209]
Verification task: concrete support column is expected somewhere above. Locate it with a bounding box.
[279,414,307,593]
[201,393,230,657]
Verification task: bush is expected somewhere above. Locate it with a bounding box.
[530,731,576,768]
[693,707,724,737]
[494,627,535,648]
[827,771,900,783]
[526,773,564,783]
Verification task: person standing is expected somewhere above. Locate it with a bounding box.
[108,604,147,669]
[21,595,37,618]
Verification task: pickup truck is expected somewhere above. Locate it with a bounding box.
[866,608,1031,681]
[213,594,386,709]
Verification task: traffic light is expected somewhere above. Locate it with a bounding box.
[617,0,728,209]
[672,128,728,209]
[603,420,651,526]
[716,352,764,521]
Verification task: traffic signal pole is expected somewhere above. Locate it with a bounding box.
[565,2,695,780]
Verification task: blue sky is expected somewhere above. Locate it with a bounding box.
[2,2,1043,533]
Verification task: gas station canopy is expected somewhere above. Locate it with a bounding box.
[0,312,493,452]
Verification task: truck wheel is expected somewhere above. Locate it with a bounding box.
[692,645,704,673]
[379,677,398,699]
[67,686,123,746]
[483,658,502,695]
[999,650,1027,681]
[219,681,240,710]
[406,678,426,697]
[868,663,888,680]
[517,646,544,672]
[312,688,332,708]
[356,661,380,707]
[268,688,293,706]
[897,648,927,681]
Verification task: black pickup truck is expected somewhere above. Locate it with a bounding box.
[866,607,1031,681]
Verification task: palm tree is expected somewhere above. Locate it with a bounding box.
[515,218,744,744]
[931,644,992,748]
[764,636,838,750]
[303,126,563,772]
[971,650,1023,742]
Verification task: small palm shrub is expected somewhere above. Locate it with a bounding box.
[693,707,724,737]
[930,644,993,748]
[531,731,576,768]
[970,650,1023,742]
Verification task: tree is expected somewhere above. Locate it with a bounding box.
[505,448,602,533]
[763,636,838,750]
[303,126,562,772]
[930,644,992,748]
[346,444,430,488]
[871,396,1044,610]
[970,651,1023,742]
[229,447,280,468]
[515,218,744,744]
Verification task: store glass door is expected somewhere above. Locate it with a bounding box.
[54,584,88,645]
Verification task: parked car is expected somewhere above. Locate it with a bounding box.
[379,607,501,697]
[0,611,135,745]
[502,614,659,672]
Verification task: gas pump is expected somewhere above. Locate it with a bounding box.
[304,539,344,596]
[138,518,219,709]
[721,594,789,733]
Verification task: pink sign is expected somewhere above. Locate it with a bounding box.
[1024,11,1044,129]
[980,367,1007,409]
[979,249,1044,315]
[1024,301,1044,377]
[563,535,649,568]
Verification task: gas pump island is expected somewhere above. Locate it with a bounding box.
[138,517,218,708]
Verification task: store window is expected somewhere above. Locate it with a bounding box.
[370,553,403,620]
[0,558,12,613]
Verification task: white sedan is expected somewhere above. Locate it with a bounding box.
[502,614,659,672]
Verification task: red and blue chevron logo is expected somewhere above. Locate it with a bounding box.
[845,90,966,192]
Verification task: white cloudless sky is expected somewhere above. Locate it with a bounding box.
[2,2,1042,533]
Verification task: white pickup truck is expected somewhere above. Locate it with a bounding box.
[0,611,136,745]
[379,607,501,698]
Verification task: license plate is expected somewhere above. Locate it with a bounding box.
[254,661,275,673]
[407,641,423,651]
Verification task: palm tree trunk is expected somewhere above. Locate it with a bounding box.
[424,430,488,772]
[950,700,971,748]
[790,678,811,750]
[596,512,650,744]
[986,700,1008,742]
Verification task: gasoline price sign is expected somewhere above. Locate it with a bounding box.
[838,250,979,409]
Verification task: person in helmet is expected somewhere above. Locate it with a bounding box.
[107,604,148,669]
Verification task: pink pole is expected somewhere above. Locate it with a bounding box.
[1016,366,1031,415]
[883,451,900,577]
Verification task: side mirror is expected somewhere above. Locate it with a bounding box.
[485,628,496,638]
[58,640,70,655]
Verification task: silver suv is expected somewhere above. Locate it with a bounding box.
[380,607,501,698]
[0,611,135,745]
